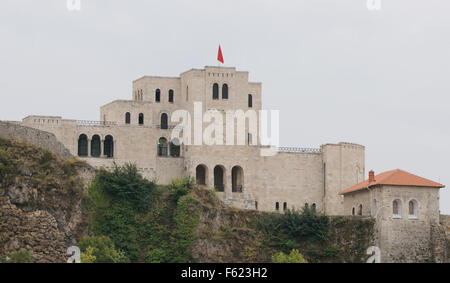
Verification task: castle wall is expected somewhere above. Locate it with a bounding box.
[184,145,324,212]
[0,121,72,159]
[322,143,365,215]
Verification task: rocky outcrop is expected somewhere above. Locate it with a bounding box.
[0,135,95,262]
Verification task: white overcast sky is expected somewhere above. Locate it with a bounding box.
[1,0,449,213]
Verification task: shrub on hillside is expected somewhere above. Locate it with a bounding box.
[272,249,307,263]
[79,235,129,263]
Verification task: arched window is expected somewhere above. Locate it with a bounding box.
[231,166,244,193]
[91,135,101,157]
[214,165,225,192]
[104,135,114,158]
[77,134,88,157]
[155,89,161,102]
[248,94,253,108]
[160,113,168,129]
[393,199,402,218]
[168,89,174,103]
[312,203,316,212]
[139,113,144,125]
[409,199,418,218]
[157,137,168,157]
[125,112,131,124]
[170,138,180,157]
[352,207,355,216]
[283,202,287,211]
[212,83,219,100]
[275,202,279,211]
[196,164,207,185]
[222,84,228,99]
[358,204,363,216]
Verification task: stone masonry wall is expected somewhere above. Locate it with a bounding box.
[0,121,72,159]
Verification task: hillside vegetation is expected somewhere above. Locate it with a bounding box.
[0,137,375,263]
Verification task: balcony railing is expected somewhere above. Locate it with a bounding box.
[277,147,321,153]
[232,185,243,193]
[76,120,117,126]
[155,125,183,130]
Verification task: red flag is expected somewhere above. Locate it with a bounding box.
[217,45,224,64]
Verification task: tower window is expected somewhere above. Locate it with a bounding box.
[139,113,144,125]
[409,199,418,219]
[248,94,253,108]
[222,84,228,99]
[161,113,168,129]
[125,112,130,124]
[157,137,168,157]
[212,83,219,100]
[393,199,402,218]
[155,89,161,102]
[169,89,174,103]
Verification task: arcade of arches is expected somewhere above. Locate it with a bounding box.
[195,164,243,193]
[78,134,114,158]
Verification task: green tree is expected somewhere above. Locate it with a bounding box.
[78,236,129,263]
[272,249,307,263]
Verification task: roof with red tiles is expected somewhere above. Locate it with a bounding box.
[339,169,445,195]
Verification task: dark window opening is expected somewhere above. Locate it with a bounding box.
[77,134,88,157]
[157,137,168,157]
[196,165,207,185]
[283,202,287,211]
[214,165,225,192]
[170,138,180,157]
[222,84,228,99]
[91,135,101,157]
[155,89,161,102]
[160,113,168,129]
[125,112,130,124]
[276,202,279,211]
[169,89,174,103]
[104,135,114,158]
[231,166,244,193]
[248,94,253,108]
[212,83,219,100]
[139,113,144,125]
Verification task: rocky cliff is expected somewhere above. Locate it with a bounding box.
[0,131,94,262]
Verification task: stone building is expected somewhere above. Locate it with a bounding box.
[340,169,446,262]
[19,66,366,215]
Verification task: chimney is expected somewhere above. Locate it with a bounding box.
[369,170,375,182]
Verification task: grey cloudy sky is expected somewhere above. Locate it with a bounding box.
[1,0,449,213]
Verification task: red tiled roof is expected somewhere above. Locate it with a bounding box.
[339,169,445,195]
